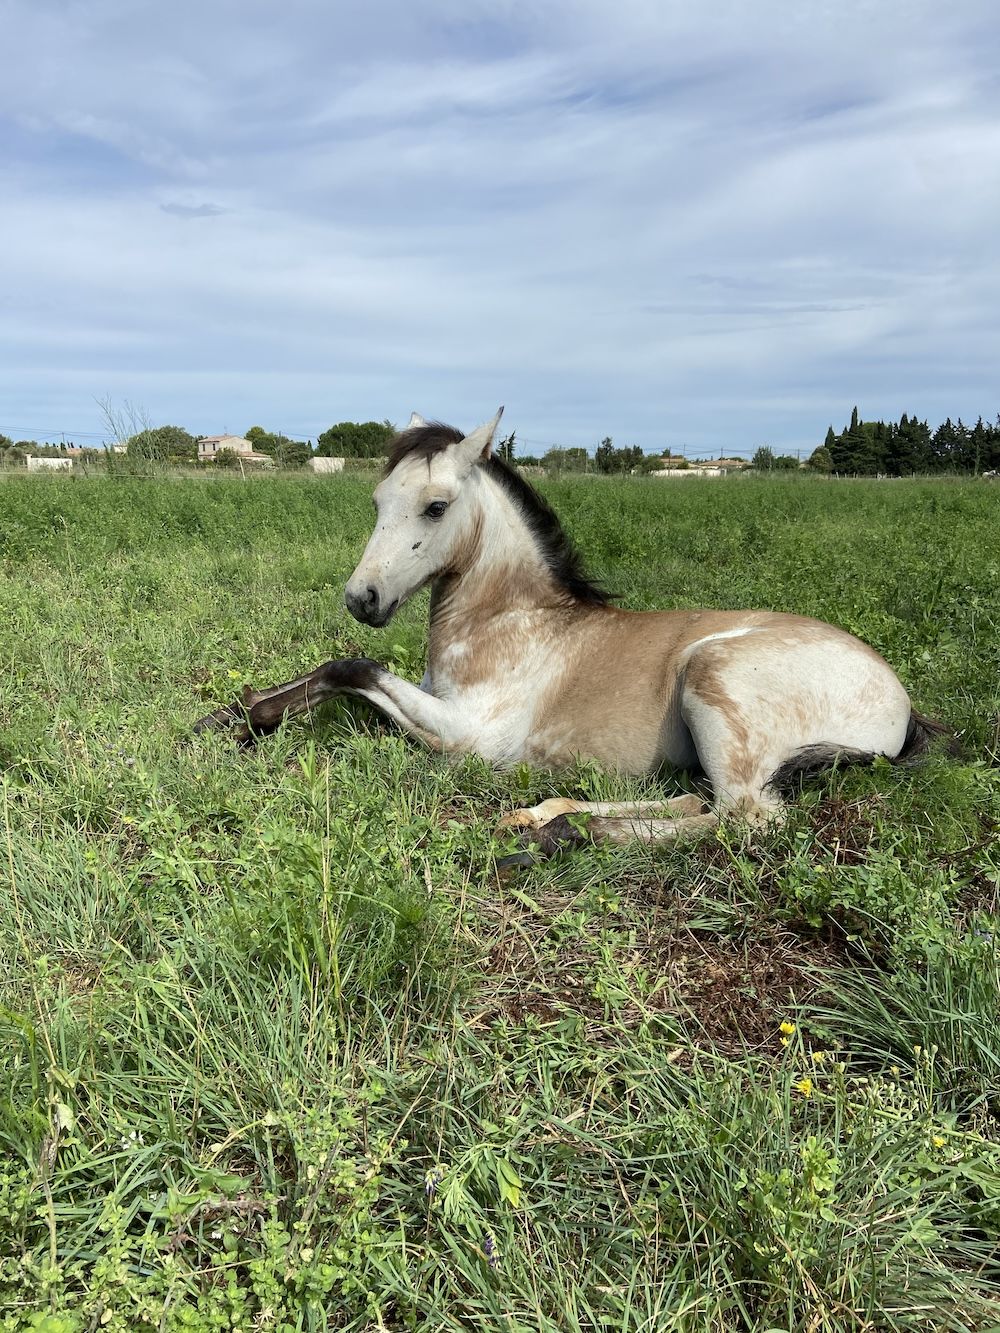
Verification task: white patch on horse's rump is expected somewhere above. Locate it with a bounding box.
[682,626,759,659]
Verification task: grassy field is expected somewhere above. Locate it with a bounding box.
[1,469,999,1332]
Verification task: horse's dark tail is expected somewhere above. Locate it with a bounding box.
[894,709,960,764]
[767,708,957,793]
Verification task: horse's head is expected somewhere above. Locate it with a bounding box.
[344,408,503,627]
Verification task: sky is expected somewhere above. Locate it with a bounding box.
[2,0,999,457]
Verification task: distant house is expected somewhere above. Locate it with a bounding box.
[198,434,251,459]
[309,456,345,474]
[197,435,272,464]
[26,456,72,471]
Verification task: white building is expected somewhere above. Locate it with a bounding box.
[26,456,73,471]
[652,465,723,478]
[309,456,345,474]
[197,435,273,464]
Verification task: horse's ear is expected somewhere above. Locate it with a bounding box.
[455,407,504,473]
[407,412,428,429]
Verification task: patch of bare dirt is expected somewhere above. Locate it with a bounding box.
[466,878,840,1055]
[646,933,840,1052]
[61,960,104,998]
[946,813,1000,924]
[808,794,885,866]
[467,886,601,1029]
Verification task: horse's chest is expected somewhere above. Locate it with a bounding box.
[436,678,534,763]
[429,628,557,765]
[429,616,554,693]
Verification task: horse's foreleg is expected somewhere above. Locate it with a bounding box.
[194,658,464,748]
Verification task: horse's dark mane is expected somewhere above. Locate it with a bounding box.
[385,423,610,606]
[385,423,465,472]
[483,454,611,605]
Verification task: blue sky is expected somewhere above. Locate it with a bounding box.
[2,0,998,456]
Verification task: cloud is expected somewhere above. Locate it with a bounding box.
[0,0,998,450]
[160,202,227,219]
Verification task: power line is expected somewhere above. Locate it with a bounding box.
[5,426,111,440]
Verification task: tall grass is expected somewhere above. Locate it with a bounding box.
[0,471,998,1329]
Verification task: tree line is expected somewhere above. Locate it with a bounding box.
[3,408,998,474]
[807,408,1000,475]
[525,439,677,473]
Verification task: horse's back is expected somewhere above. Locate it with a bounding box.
[523,604,910,781]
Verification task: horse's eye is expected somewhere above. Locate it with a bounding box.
[424,500,449,520]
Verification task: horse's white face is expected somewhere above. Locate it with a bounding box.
[344,410,502,627]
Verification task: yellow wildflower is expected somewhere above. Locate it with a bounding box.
[795,1077,813,1098]
[779,1021,796,1036]
[811,1050,827,1065]
[932,1135,945,1148]
[780,1037,790,1048]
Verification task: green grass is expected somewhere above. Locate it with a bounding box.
[1,469,999,1331]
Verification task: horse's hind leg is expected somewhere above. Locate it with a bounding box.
[500,796,716,858]
[583,811,718,844]
[513,808,718,858]
[680,654,790,827]
[500,794,708,831]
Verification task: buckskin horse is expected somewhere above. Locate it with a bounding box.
[196,410,945,847]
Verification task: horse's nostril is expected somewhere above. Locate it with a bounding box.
[365,586,378,606]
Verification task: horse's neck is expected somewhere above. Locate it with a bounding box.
[430,472,557,635]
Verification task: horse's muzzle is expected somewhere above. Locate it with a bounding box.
[345,586,399,627]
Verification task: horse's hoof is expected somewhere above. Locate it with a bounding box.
[534,814,590,856]
[499,799,583,831]
[192,703,254,744]
[496,814,590,868]
[495,850,539,874]
[498,809,540,830]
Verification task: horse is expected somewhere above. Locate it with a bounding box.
[195,409,947,848]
